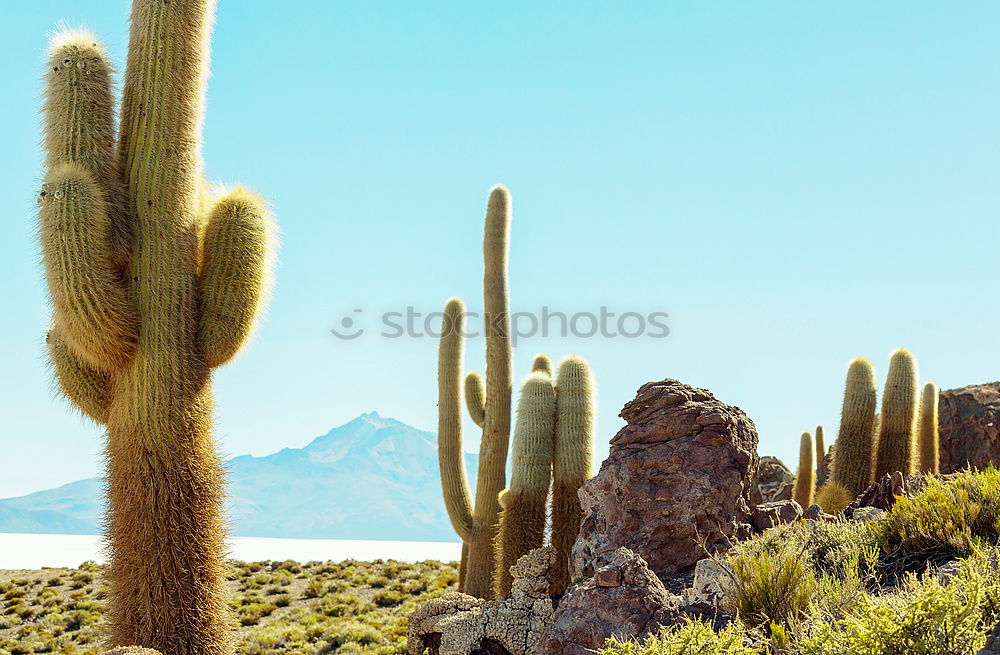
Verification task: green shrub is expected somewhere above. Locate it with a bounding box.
[726,547,817,629]
[600,619,765,654]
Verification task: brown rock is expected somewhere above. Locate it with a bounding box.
[751,500,802,532]
[801,504,835,522]
[939,382,1000,473]
[541,548,681,655]
[594,567,623,587]
[572,380,758,581]
[845,472,907,518]
[752,456,794,505]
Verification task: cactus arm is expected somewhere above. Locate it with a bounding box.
[38,164,138,372]
[464,372,486,427]
[438,298,476,542]
[46,328,111,424]
[550,355,595,594]
[531,353,553,376]
[831,357,878,496]
[43,32,132,270]
[494,372,556,598]
[464,185,514,599]
[197,188,275,368]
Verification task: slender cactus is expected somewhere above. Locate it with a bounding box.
[38,7,275,653]
[437,186,512,599]
[917,381,940,474]
[550,355,595,594]
[830,357,878,497]
[814,424,827,485]
[793,431,816,508]
[873,348,919,479]
[494,373,556,598]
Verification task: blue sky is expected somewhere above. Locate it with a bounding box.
[1,1,998,499]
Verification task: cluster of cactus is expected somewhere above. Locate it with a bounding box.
[38,2,274,653]
[437,186,596,600]
[813,349,939,513]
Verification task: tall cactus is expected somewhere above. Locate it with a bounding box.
[437,186,513,599]
[550,355,595,594]
[873,348,919,479]
[814,424,827,485]
[793,431,816,508]
[917,381,940,474]
[830,357,878,497]
[494,372,556,598]
[38,5,274,653]
[493,355,595,598]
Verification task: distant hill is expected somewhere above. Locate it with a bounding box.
[0,413,477,541]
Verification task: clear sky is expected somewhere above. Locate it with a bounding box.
[1,1,998,499]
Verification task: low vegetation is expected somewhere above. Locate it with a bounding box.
[0,558,456,655]
[600,468,1000,655]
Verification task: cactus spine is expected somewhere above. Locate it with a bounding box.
[38,6,274,653]
[550,355,595,594]
[793,431,816,508]
[830,357,878,497]
[532,353,554,376]
[437,187,513,599]
[917,381,940,474]
[494,373,556,598]
[873,348,919,479]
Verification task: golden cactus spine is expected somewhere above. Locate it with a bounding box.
[532,353,554,376]
[830,357,878,497]
[917,381,940,474]
[38,6,275,653]
[873,348,919,479]
[793,431,816,508]
[437,186,512,599]
[550,355,595,594]
[493,373,556,598]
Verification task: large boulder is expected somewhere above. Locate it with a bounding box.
[572,380,758,581]
[939,382,1000,473]
[540,548,680,655]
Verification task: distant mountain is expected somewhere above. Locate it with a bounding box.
[0,413,477,541]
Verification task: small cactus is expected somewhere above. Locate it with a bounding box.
[830,357,878,497]
[873,349,919,479]
[917,381,940,474]
[793,431,816,508]
[815,481,854,515]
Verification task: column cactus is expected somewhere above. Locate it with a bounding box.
[549,355,595,594]
[814,424,827,485]
[38,3,274,653]
[917,381,940,474]
[494,355,595,598]
[793,431,816,508]
[437,186,513,600]
[830,357,878,497]
[873,348,919,479]
[493,372,556,598]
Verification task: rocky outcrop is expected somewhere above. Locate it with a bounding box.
[752,456,794,505]
[845,471,907,519]
[751,500,802,532]
[541,548,681,655]
[572,380,758,581]
[939,382,1000,473]
[406,548,556,655]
